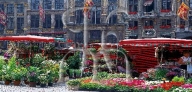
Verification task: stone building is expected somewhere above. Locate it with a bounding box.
[0,0,192,48]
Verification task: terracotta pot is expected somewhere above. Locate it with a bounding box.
[29,82,36,87]
[4,80,11,85]
[40,83,46,87]
[24,80,29,84]
[13,80,21,86]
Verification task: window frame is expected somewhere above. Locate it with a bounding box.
[55,14,63,29]
[55,0,64,10]
[31,0,39,10]
[162,0,171,10]
[43,0,52,10]
[128,0,138,12]
[31,15,39,28]
[17,4,24,13]
[7,4,14,14]
[43,14,51,28]
[17,17,24,30]
[7,17,14,29]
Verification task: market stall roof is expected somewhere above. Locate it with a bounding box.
[0,35,66,42]
[119,38,192,46]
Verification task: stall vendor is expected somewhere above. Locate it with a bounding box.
[178,50,191,70]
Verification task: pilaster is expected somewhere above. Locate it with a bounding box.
[101,0,108,23]
[24,3,28,34]
[51,14,55,29]
[52,0,55,10]
[27,0,31,10]
[39,0,43,29]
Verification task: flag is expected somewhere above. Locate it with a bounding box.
[39,5,45,22]
[177,2,189,20]
[0,10,7,26]
[83,0,94,19]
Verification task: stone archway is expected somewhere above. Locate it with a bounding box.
[106,31,118,43]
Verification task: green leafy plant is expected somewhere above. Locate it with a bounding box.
[69,69,74,77]
[47,71,54,83]
[75,69,81,78]
[66,52,81,69]
[172,76,185,82]
[12,68,24,81]
[27,66,39,82]
[38,74,48,84]
[67,79,80,86]
[155,68,168,80]
[32,54,45,67]
[89,48,97,54]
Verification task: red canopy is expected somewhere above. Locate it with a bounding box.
[119,38,192,46]
[0,35,55,42]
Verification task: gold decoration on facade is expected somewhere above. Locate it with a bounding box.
[6,30,14,34]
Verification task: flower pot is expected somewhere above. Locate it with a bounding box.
[13,80,21,86]
[29,82,36,87]
[4,80,11,85]
[24,80,29,85]
[40,84,46,87]
[48,83,53,86]
[36,82,40,85]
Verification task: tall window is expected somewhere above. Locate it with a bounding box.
[0,4,4,11]
[75,0,84,7]
[90,30,101,43]
[190,0,192,9]
[0,24,4,31]
[108,0,117,24]
[17,18,24,29]
[43,14,51,28]
[31,15,39,28]
[189,16,192,26]
[55,0,64,9]
[180,19,185,28]
[162,0,171,10]
[7,4,14,14]
[75,32,83,43]
[144,0,154,12]
[31,0,39,10]
[128,0,138,12]
[17,4,24,13]
[144,20,153,26]
[55,15,63,29]
[76,10,83,24]
[107,35,117,43]
[161,19,171,26]
[43,0,52,10]
[91,7,101,24]
[128,21,138,28]
[7,17,14,29]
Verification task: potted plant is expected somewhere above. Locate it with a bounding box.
[69,69,74,78]
[0,57,5,81]
[66,79,80,91]
[38,74,48,87]
[47,71,54,86]
[27,66,39,87]
[75,69,81,78]
[2,74,12,85]
[12,68,23,86]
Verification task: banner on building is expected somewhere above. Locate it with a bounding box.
[0,11,7,26]
[39,5,45,22]
[177,2,189,20]
[83,0,94,19]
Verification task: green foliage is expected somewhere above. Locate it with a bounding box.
[12,67,26,80]
[0,57,5,78]
[118,48,127,58]
[69,69,74,77]
[186,78,192,84]
[75,69,81,77]
[27,66,39,82]
[38,74,48,84]
[113,85,132,92]
[79,83,99,91]
[66,51,81,69]
[89,48,97,54]
[97,72,108,79]
[32,54,45,67]
[155,68,168,80]
[67,79,80,86]
[172,76,185,82]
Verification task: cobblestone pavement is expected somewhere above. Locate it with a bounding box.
[0,82,91,92]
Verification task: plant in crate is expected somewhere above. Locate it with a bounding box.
[67,79,80,91]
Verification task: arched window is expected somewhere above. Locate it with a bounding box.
[108,0,117,24]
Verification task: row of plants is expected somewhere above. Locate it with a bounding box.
[0,54,60,87]
[66,71,192,92]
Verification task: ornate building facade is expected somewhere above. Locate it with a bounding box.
[0,0,192,47]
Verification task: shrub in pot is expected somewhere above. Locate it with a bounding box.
[67,79,80,91]
[69,69,74,78]
[12,68,24,86]
[38,74,48,87]
[27,66,39,87]
[2,74,12,85]
[47,71,54,86]
[75,69,81,78]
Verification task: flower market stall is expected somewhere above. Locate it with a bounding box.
[0,35,73,88]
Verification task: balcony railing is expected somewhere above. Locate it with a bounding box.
[128,26,138,30]
[144,26,154,29]
[160,25,171,29]
[160,9,171,13]
[143,11,155,16]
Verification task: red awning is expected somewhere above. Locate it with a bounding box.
[144,0,153,6]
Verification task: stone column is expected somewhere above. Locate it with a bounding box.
[101,0,108,23]
[14,3,17,35]
[138,0,143,16]
[52,0,55,10]
[51,14,55,30]
[24,3,28,34]
[27,0,31,10]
